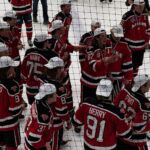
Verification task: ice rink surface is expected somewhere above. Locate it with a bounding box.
[0,0,150,149]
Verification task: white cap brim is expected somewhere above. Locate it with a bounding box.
[35,93,45,100]
[131,86,139,92]
[11,61,20,67]
[114,33,124,37]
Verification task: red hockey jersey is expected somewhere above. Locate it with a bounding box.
[49,11,72,40]
[0,79,22,131]
[36,77,70,129]
[21,48,58,97]
[73,100,132,150]
[51,37,74,70]
[80,31,94,46]
[24,101,54,149]
[10,0,32,15]
[113,89,150,147]
[79,40,112,88]
[121,10,149,51]
[108,39,133,82]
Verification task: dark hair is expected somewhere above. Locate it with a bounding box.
[60,5,65,10]
[51,29,57,35]
[38,93,55,102]
[3,17,12,22]
[96,95,111,102]
[45,67,60,79]
[0,67,9,79]
[33,40,46,49]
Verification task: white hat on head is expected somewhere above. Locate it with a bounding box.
[0,22,10,29]
[44,57,64,69]
[96,79,113,97]
[0,43,8,52]
[133,0,145,5]
[111,25,124,37]
[132,74,149,92]
[91,20,101,27]
[49,20,64,32]
[0,56,19,68]
[61,0,71,5]
[94,28,106,37]
[34,33,51,43]
[3,10,17,19]
[35,83,56,100]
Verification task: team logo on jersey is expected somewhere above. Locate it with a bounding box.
[11,85,18,92]
[59,87,65,93]
[130,17,135,23]
[41,114,49,122]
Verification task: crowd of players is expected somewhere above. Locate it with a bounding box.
[0,0,150,149]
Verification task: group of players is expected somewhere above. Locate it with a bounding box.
[0,0,150,150]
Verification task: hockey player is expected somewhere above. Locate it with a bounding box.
[80,20,101,46]
[125,0,150,13]
[49,20,85,116]
[24,83,57,150]
[72,79,132,150]
[0,56,22,150]
[9,0,33,47]
[0,21,27,118]
[79,28,119,102]
[3,10,23,62]
[37,57,71,150]
[108,25,133,98]
[21,33,58,105]
[49,0,72,40]
[113,74,150,150]
[121,0,149,76]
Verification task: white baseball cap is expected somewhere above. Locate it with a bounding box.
[49,20,64,32]
[61,0,71,5]
[91,20,101,27]
[133,0,145,5]
[96,79,113,97]
[0,56,19,68]
[0,43,9,52]
[35,83,56,100]
[132,74,149,92]
[111,25,124,37]
[0,22,10,29]
[3,10,17,19]
[94,28,106,37]
[44,57,64,69]
[34,33,51,43]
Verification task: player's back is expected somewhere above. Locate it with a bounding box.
[74,100,131,150]
[113,88,141,122]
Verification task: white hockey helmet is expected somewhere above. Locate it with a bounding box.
[44,57,64,69]
[3,10,17,19]
[96,79,113,97]
[0,56,19,68]
[49,20,64,32]
[94,28,106,36]
[132,74,150,92]
[111,25,124,37]
[133,0,145,5]
[60,0,71,5]
[35,83,56,100]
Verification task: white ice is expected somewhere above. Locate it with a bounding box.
[0,0,150,149]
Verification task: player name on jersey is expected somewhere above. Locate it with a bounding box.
[89,107,106,118]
